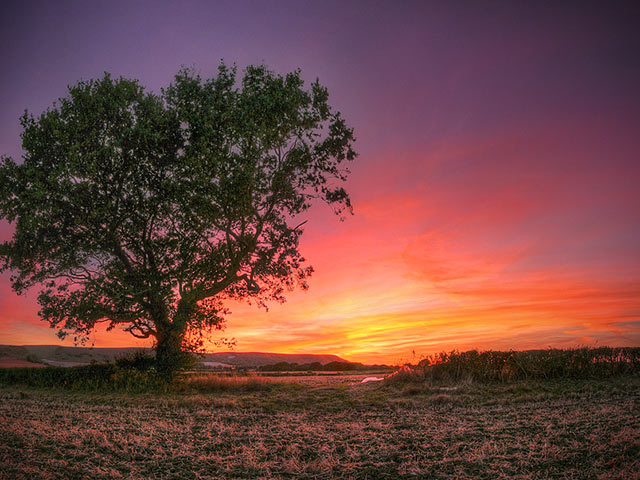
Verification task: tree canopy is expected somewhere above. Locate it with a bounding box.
[0,63,356,375]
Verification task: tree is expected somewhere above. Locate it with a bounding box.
[0,63,356,377]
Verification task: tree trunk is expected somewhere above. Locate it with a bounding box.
[155,328,184,379]
[154,297,195,379]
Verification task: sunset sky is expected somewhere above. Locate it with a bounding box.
[1,1,639,364]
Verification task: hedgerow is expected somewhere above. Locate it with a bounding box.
[386,347,640,385]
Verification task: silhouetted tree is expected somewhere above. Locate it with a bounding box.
[0,63,356,377]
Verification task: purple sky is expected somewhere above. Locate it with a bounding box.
[1,1,639,361]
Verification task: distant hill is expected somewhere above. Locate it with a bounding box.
[0,345,348,368]
[0,345,151,367]
[200,352,347,367]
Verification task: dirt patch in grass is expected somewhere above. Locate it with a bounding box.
[1,379,638,479]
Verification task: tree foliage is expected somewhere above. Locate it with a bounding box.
[0,63,356,375]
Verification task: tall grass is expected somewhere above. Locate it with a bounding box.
[386,347,640,385]
[174,374,273,393]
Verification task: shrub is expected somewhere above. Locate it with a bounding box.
[25,354,43,364]
[0,361,168,392]
[385,347,640,386]
[0,363,118,390]
[115,351,156,371]
[0,360,274,393]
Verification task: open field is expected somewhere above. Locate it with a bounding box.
[1,375,639,479]
[0,358,46,369]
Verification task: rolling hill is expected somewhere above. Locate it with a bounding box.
[0,345,348,368]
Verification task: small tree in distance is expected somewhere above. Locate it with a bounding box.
[0,63,356,377]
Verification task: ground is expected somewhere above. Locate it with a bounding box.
[1,376,638,479]
[0,358,47,368]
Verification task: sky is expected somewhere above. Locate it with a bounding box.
[0,1,639,364]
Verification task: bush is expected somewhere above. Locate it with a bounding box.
[0,363,118,390]
[0,361,165,392]
[385,347,640,386]
[115,351,156,371]
[0,357,272,393]
[25,354,43,364]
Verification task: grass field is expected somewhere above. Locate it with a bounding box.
[1,375,638,479]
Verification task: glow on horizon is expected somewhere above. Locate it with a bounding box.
[1,134,637,364]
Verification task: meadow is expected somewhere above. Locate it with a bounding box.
[1,349,639,479]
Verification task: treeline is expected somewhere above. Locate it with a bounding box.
[258,361,393,372]
[387,347,640,385]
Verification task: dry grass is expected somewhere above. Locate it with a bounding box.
[176,374,274,393]
[1,377,638,479]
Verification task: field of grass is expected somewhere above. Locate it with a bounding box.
[1,374,639,479]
